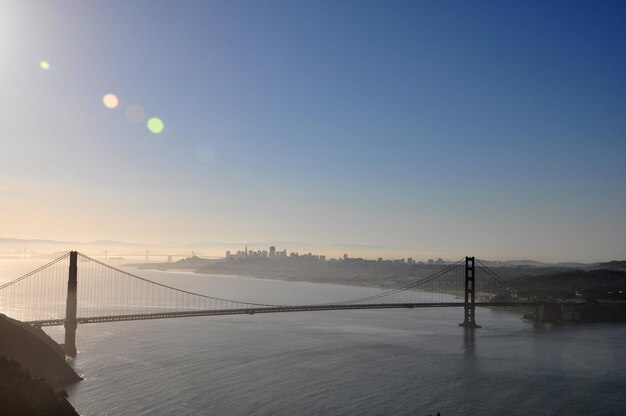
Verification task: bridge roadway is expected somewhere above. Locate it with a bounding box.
[27,301,560,327]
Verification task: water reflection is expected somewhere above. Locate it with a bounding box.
[463,327,476,356]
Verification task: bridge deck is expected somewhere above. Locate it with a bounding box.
[27,301,560,327]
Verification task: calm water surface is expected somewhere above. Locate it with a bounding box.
[2,259,625,415]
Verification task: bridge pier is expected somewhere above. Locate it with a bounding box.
[64,251,78,357]
[459,256,481,328]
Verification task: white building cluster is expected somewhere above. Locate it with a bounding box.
[224,245,446,265]
[225,245,327,261]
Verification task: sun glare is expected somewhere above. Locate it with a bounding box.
[39,60,50,70]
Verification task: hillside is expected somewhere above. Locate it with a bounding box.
[0,356,78,415]
[135,256,626,301]
[504,269,626,299]
[0,314,81,384]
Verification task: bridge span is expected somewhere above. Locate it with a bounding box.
[1,251,571,356]
[27,301,555,328]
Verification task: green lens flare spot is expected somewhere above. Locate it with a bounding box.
[147,117,164,134]
[39,60,50,70]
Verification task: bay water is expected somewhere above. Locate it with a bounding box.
[2,259,625,415]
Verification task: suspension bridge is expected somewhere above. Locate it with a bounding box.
[0,251,567,356]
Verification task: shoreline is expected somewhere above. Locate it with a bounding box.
[131,265,626,323]
[132,265,398,291]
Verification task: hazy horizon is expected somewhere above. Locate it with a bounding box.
[0,235,623,264]
[2,1,625,263]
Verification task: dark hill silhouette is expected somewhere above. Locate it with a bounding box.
[505,269,626,300]
[593,260,626,271]
[0,356,78,415]
[0,314,81,384]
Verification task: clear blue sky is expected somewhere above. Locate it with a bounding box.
[1,0,625,261]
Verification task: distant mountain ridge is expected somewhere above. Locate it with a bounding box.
[0,237,139,247]
[594,260,626,271]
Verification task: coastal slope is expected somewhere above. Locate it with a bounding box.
[0,356,78,416]
[0,314,81,384]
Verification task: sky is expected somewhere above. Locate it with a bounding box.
[1,0,625,262]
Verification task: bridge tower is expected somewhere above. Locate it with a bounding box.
[459,256,481,328]
[64,251,78,357]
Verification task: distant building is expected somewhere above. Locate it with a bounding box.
[343,253,348,260]
[269,246,276,257]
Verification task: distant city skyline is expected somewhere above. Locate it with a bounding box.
[0,236,622,265]
[224,243,450,265]
[1,1,625,263]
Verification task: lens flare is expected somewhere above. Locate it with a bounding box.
[103,93,119,109]
[39,60,50,70]
[147,117,164,134]
[125,104,145,123]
